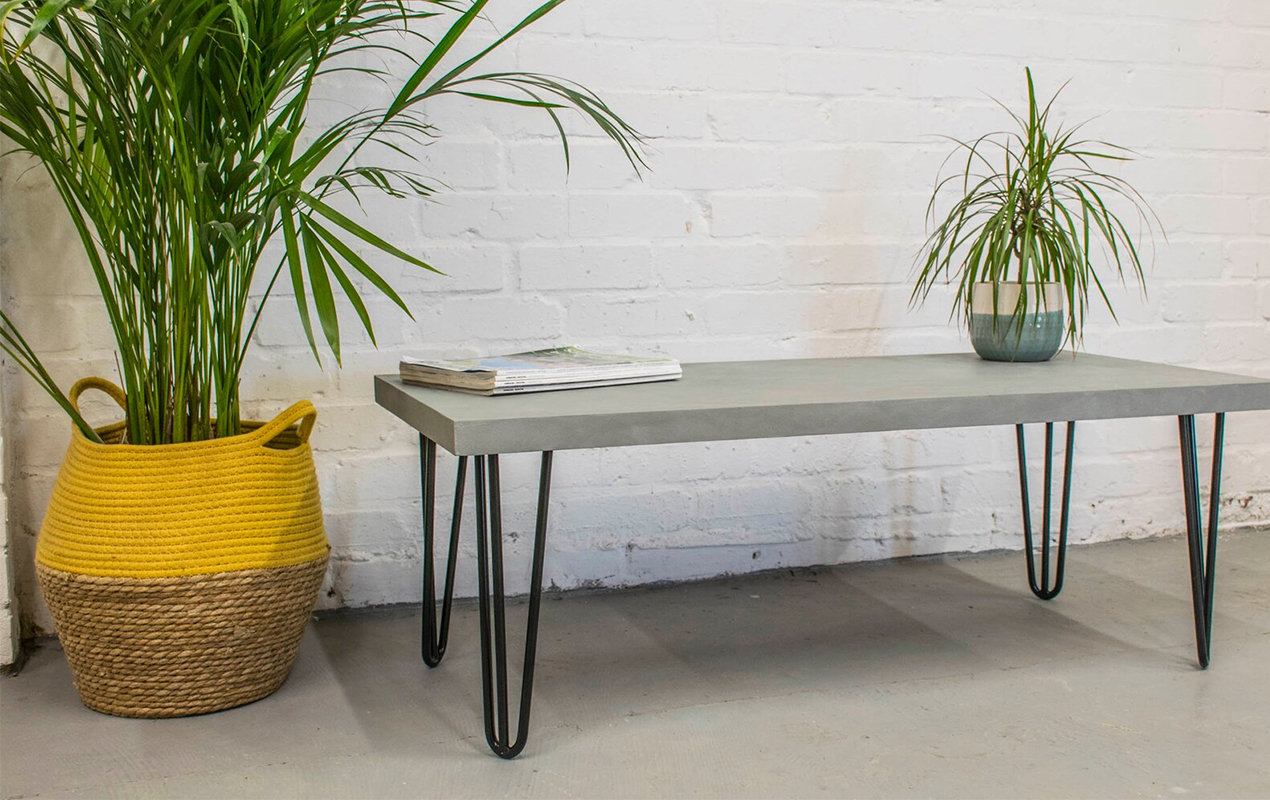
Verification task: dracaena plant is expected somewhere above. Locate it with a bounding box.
[911,67,1158,348]
[0,0,645,445]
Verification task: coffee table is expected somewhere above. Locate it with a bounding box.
[375,353,1270,758]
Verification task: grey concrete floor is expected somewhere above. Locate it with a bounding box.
[3,530,1270,799]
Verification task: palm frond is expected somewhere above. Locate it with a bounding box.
[1,0,647,443]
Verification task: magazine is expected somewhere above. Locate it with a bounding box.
[399,346,681,395]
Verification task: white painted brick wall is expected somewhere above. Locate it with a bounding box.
[1,0,1268,636]
[0,175,14,663]
[0,344,14,665]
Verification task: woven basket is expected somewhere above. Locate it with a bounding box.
[35,378,330,718]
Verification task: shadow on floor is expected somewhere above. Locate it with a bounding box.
[307,537,1246,758]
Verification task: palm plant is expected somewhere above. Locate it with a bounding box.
[0,0,645,445]
[911,67,1157,347]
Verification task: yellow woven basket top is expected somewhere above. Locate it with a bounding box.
[36,378,329,578]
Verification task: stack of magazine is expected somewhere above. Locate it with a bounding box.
[399,346,682,396]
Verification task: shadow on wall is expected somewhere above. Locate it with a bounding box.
[798,147,887,358]
[788,143,964,562]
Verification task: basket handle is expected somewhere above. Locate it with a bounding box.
[69,377,128,416]
[67,379,316,445]
[253,400,318,447]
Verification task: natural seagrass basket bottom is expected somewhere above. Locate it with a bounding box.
[36,557,328,718]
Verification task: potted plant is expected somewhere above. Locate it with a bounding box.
[911,68,1158,362]
[0,0,643,717]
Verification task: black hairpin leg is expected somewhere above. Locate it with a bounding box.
[474,452,554,759]
[420,435,467,667]
[1016,421,1076,600]
[1178,413,1225,669]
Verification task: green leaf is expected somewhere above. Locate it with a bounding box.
[307,216,414,317]
[299,190,440,274]
[386,0,491,118]
[282,211,321,364]
[313,230,377,348]
[410,1,567,111]
[299,216,341,364]
[13,0,72,58]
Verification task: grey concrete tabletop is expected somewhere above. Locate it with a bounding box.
[374,353,1270,455]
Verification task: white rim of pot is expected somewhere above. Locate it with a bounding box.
[970,282,1064,316]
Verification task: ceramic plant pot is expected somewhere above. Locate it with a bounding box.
[968,282,1065,363]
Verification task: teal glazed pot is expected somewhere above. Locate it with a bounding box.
[968,282,1065,363]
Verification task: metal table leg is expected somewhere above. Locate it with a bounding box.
[474,452,554,759]
[415,414,1224,755]
[1178,413,1225,669]
[419,438,555,758]
[420,435,467,667]
[1015,421,1076,600]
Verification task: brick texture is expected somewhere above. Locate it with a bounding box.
[1,0,1268,640]
[0,343,13,665]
